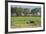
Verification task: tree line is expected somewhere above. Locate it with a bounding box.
[11,7,41,16]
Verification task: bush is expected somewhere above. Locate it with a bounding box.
[30,21,34,23]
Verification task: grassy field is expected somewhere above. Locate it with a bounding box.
[11,16,41,28]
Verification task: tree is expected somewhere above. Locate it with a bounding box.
[11,7,16,16]
[23,8,29,16]
[31,8,41,16]
[15,7,23,16]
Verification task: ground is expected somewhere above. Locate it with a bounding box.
[11,16,41,28]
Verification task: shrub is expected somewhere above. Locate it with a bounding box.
[30,21,34,23]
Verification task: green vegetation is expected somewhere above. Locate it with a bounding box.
[11,6,41,28]
[11,16,41,28]
[11,7,41,16]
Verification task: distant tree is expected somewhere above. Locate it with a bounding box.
[31,8,41,16]
[31,8,36,16]
[11,7,16,13]
[23,8,29,16]
[11,7,16,16]
[15,7,23,16]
